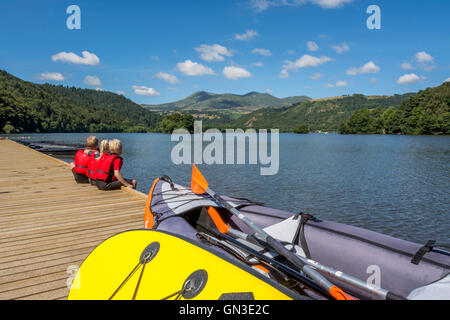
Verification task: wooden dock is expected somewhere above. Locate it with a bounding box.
[0,139,147,300]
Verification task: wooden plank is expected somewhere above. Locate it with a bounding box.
[14,286,70,300]
[0,140,147,300]
[0,270,68,293]
[0,221,142,246]
[0,198,143,219]
[0,232,122,260]
[1,210,144,234]
[0,245,96,270]
[0,259,84,285]
[0,190,128,205]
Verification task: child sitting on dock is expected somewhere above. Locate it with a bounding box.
[87,139,109,185]
[71,136,99,184]
[95,139,137,190]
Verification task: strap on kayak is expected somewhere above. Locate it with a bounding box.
[411,240,450,265]
[411,240,436,265]
[292,213,313,259]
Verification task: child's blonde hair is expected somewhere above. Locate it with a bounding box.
[109,139,122,154]
[100,139,110,154]
[86,136,98,149]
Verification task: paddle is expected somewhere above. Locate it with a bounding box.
[196,228,332,300]
[191,164,354,300]
[205,213,406,301]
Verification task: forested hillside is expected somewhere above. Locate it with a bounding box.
[0,70,160,133]
[230,93,414,132]
[339,82,450,135]
[143,91,310,113]
[2,70,447,135]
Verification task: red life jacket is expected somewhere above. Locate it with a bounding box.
[87,152,101,180]
[95,153,122,182]
[73,150,97,176]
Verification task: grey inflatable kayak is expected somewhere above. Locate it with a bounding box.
[145,176,450,300]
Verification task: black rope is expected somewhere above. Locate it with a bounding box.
[132,263,147,300]
[109,262,142,300]
[160,290,182,300]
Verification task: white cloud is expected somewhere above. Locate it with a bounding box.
[397,73,426,85]
[414,51,433,63]
[414,51,435,71]
[195,44,232,62]
[310,72,323,80]
[279,69,290,78]
[167,86,177,91]
[283,54,333,71]
[252,62,264,67]
[150,56,160,61]
[52,51,100,66]
[132,85,160,96]
[250,0,352,12]
[249,0,270,12]
[235,29,258,41]
[309,0,353,8]
[117,91,126,95]
[176,60,215,76]
[331,42,350,54]
[307,41,319,52]
[400,62,413,70]
[266,89,273,94]
[252,48,272,56]
[223,66,252,80]
[324,80,348,88]
[154,72,180,84]
[83,76,102,88]
[347,61,380,75]
[400,52,434,72]
[285,50,295,55]
[445,78,450,83]
[36,72,66,81]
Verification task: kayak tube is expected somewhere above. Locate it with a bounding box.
[145,177,450,300]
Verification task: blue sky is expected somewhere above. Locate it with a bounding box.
[0,0,449,104]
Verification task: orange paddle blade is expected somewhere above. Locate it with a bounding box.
[207,207,229,234]
[191,164,208,194]
[329,286,356,300]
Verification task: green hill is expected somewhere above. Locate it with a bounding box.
[143,91,311,113]
[0,70,160,133]
[230,93,415,132]
[339,82,450,135]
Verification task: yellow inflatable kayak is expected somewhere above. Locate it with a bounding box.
[68,229,301,300]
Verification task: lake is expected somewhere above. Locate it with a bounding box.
[5,132,450,245]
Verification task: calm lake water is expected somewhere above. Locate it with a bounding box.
[6,133,450,245]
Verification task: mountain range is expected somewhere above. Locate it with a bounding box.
[2,69,448,135]
[143,91,311,114]
[230,93,416,132]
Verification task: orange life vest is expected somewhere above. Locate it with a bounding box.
[95,153,122,182]
[73,150,97,176]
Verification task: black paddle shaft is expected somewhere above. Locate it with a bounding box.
[198,227,333,300]
[209,190,308,271]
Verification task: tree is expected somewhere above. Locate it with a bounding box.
[293,124,310,134]
[2,123,15,133]
[340,82,450,135]
[160,113,195,133]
